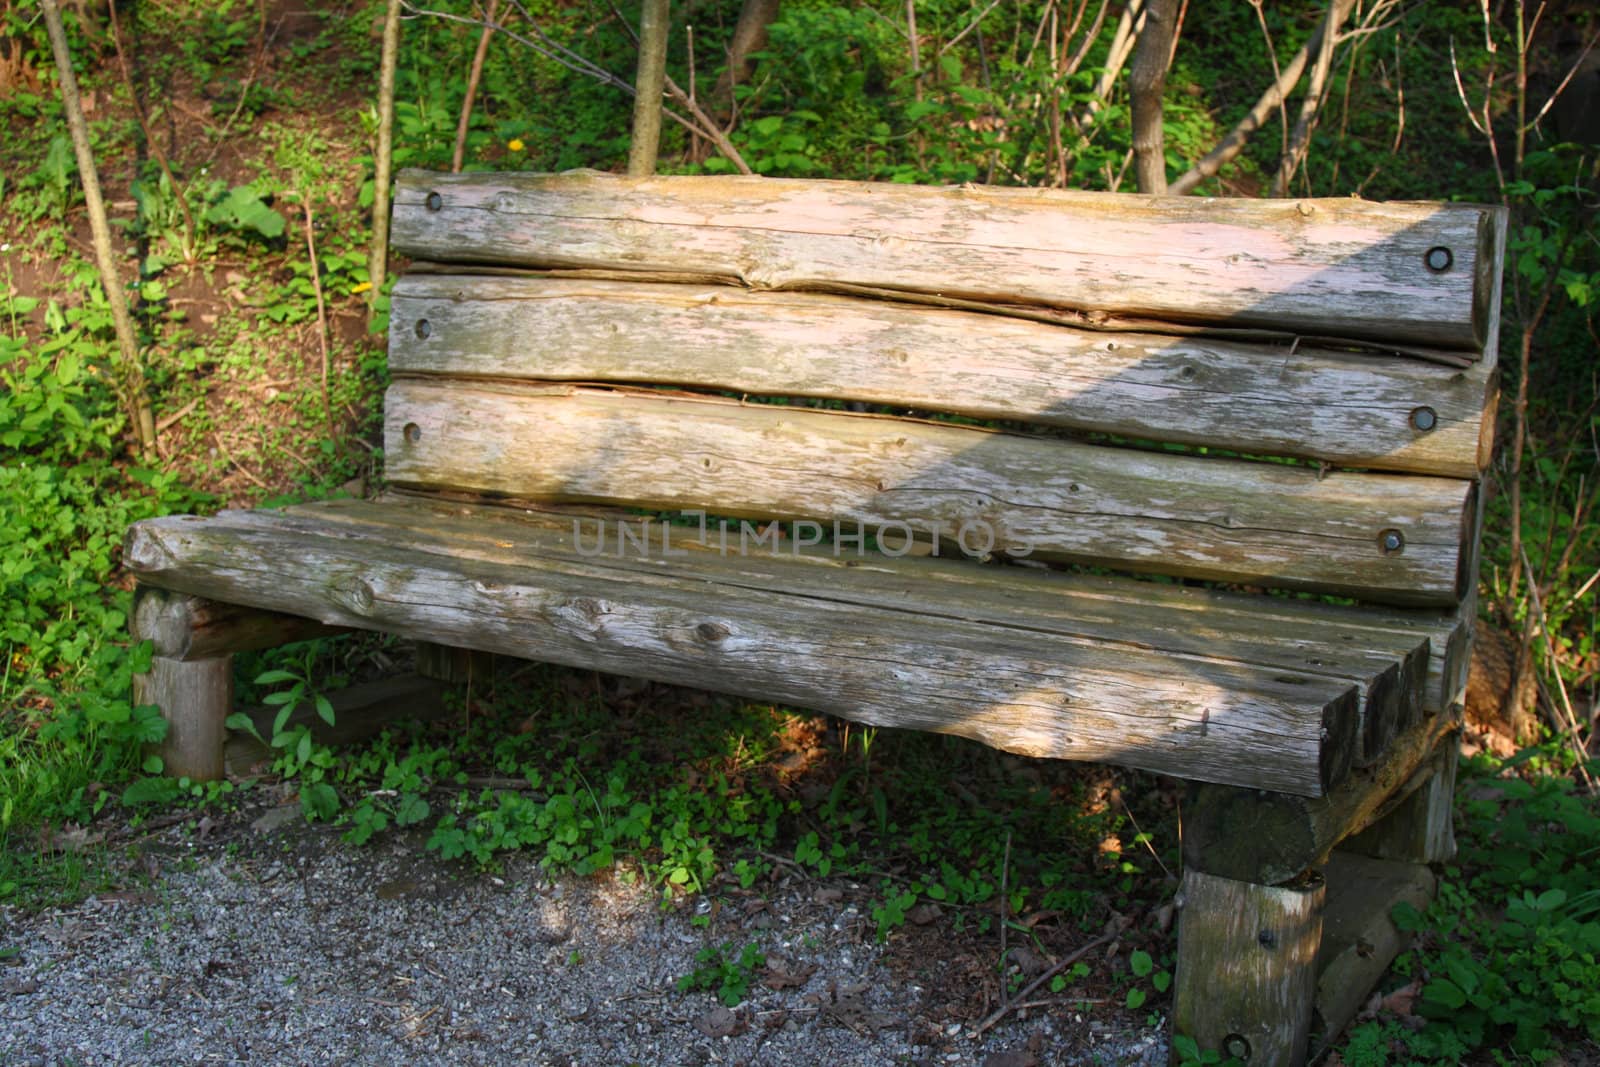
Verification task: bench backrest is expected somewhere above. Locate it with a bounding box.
[384,171,1504,611]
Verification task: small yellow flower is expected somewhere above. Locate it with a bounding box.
[351,281,373,294]
[508,138,526,152]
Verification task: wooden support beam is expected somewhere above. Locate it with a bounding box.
[1182,714,1459,883]
[414,641,496,687]
[1345,738,1459,864]
[1173,869,1325,1066]
[134,585,346,661]
[1312,851,1436,1046]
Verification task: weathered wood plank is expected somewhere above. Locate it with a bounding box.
[1313,852,1436,1044]
[124,509,1362,795]
[1182,715,1460,883]
[383,380,1475,605]
[294,496,1427,767]
[1173,869,1325,1066]
[391,171,1504,351]
[389,276,1496,478]
[133,586,346,661]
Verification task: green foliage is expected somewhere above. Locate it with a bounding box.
[677,941,766,1007]
[1338,748,1600,1062]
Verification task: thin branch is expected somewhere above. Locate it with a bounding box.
[1169,0,1332,196]
[452,0,501,173]
[106,1,198,258]
[405,1,751,174]
[973,932,1115,1036]
[299,200,334,440]
[1270,0,1356,197]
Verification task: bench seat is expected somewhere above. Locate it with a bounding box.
[126,494,1457,798]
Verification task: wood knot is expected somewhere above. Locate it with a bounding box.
[695,621,731,644]
[123,524,176,574]
[328,576,376,616]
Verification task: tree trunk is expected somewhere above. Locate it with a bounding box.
[1129,0,1177,193]
[711,0,779,113]
[627,0,671,176]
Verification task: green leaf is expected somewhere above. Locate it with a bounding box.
[1130,949,1153,977]
[300,782,339,821]
[140,754,164,774]
[224,712,264,743]
[1424,978,1468,1011]
[1126,987,1146,1009]
[314,693,335,727]
[122,777,180,806]
[1152,970,1172,993]
[296,732,312,766]
[255,669,298,685]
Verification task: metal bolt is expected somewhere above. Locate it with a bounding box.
[1179,365,1198,382]
[425,191,444,212]
[1424,246,1453,273]
[415,318,432,340]
[1258,929,1277,948]
[1379,528,1405,555]
[1410,406,1437,432]
[403,422,422,445]
[1223,1034,1253,1061]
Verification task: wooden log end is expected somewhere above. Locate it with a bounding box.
[1319,684,1361,795]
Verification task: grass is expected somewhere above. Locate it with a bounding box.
[1,0,1597,1061]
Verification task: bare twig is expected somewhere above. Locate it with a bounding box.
[1520,544,1597,791]
[973,932,1114,1036]
[998,830,1011,981]
[452,0,501,173]
[405,1,751,174]
[299,200,334,439]
[1168,0,1330,195]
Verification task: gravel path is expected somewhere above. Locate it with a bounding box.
[0,797,1167,1066]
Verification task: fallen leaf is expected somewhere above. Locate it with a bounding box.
[693,1004,742,1038]
[762,957,818,990]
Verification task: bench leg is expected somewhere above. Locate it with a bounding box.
[414,641,496,686]
[134,655,233,781]
[1172,869,1324,1067]
[131,585,341,781]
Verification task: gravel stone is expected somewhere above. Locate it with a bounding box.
[0,801,1168,1065]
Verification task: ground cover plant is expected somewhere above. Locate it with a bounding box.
[1,0,1596,1059]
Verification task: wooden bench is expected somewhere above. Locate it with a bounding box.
[125,171,1504,1065]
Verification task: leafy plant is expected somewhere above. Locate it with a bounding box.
[677,941,766,1007]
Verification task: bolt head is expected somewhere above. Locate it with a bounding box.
[1410,406,1437,432]
[1424,246,1453,272]
[425,191,444,212]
